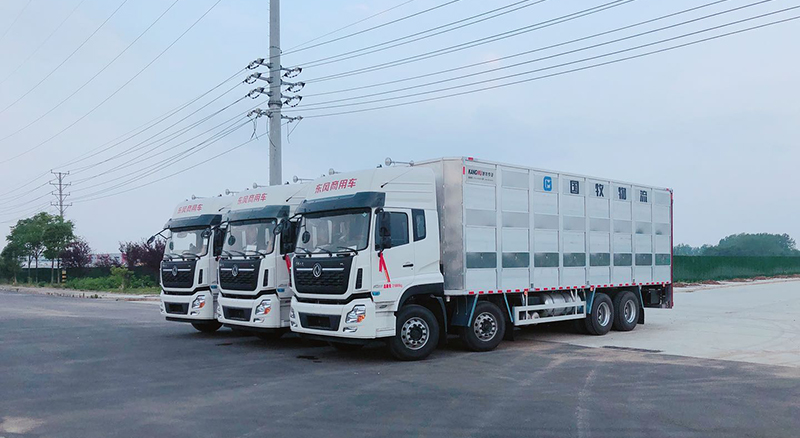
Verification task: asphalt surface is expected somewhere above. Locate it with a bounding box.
[1,289,799,438]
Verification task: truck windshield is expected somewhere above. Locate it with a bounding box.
[297,209,371,254]
[166,228,208,259]
[224,219,277,257]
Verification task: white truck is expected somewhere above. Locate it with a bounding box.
[289,157,673,360]
[157,195,233,332]
[215,183,308,340]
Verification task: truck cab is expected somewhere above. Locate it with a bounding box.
[289,167,444,355]
[215,184,308,340]
[159,195,232,332]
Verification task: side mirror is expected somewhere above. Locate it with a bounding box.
[377,211,392,250]
[272,220,284,236]
[146,235,155,245]
[280,220,299,254]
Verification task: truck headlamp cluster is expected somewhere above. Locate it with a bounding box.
[255,299,272,316]
[345,305,366,324]
[191,296,206,310]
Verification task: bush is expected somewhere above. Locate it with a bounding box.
[65,276,123,291]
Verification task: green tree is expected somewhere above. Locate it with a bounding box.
[0,242,24,283]
[704,233,800,257]
[43,217,75,283]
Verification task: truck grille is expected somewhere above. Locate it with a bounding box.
[219,260,259,291]
[161,260,196,289]
[222,306,252,322]
[299,313,341,331]
[293,256,353,294]
[165,303,189,315]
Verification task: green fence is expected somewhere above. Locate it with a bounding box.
[674,256,800,282]
[7,267,158,284]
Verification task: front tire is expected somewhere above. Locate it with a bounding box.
[387,305,439,361]
[191,321,222,333]
[584,293,613,336]
[613,291,639,331]
[460,301,505,352]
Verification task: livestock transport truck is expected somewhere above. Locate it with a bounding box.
[215,183,309,340]
[157,195,233,332]
[289,157,673,360]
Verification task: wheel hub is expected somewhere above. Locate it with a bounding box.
[401,317,429,350]
[597,302,611,327]
[624,299,636,324]
[473,312,498,341]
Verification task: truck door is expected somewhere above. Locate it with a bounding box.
[373,210,414,292]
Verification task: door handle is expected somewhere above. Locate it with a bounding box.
[402,263,414,268]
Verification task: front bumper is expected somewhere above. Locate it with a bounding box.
[290,296,394,340]
[160,289,215,322]
[217,293,290,330]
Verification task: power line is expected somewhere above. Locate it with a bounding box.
[74,136,258,203]
[294,0,766,110]
[68,82,245,174]
[0,0,223,166]
[300,10,800,119]
[0,67,244,203]
[70,96,253,186]
[302,0,634,84]
[303,0,735,99]
[280,0,463,57]
[0,0,129,116]
[285,0,417,51]
[0,0,182,140]
[0,0,87,87]
[71,117,254,201]
[0,0,33,45]
[299,0,547,69]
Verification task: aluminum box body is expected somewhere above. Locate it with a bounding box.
[416,158,673,294]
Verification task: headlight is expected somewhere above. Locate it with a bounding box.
[255,298,272,316]
[191,296,206,309]
[290,308,295,319]
[345,304,366,323]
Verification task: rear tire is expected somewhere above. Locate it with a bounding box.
[191,321,222,333]
[460,301,506,352]
[584,293,613,336]
[613,291,639,331]
[387,305,439,361]
[330,342,364,352]
[256,330,286,341]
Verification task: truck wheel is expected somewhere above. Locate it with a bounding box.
[460,301,506,352]
[191,321,222,333]
[387,305,439,361]
[613,291,639,331]
[330,342,364,352]
[584,293,613,336]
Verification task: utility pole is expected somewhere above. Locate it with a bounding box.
[50,171,71,284]
[50,171,71,218]
[268,0,282,186]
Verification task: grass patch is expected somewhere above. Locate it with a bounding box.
[674,256,800,282]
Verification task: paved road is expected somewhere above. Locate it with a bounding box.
[1,289,798,438]
[534,279,800,367]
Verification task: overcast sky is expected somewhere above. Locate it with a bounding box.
[0,0,798,253]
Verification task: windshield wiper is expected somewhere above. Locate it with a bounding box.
[295,247,311,256]
[243,249,266,258]
[223,249,246,257]
[313,246,333,256]
[181,251,199,260]
[334,246,358,255]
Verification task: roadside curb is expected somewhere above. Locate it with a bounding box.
[2,285,160,302]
